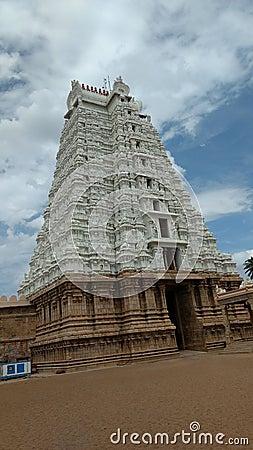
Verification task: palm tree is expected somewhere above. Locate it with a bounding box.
[243,257,253,280]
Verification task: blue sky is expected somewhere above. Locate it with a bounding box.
[0,0,253,296]
[166,84,253,256]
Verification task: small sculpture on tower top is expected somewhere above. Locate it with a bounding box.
[112,76,130,96]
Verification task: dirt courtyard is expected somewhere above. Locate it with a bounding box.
[0,352,252,450]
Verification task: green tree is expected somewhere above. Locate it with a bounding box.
[243,257,253,280]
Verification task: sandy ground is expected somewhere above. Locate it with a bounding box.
[0,352,252,450]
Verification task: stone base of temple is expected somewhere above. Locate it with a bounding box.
[229,324,253,341]
[31,330,179,373]
[204,325,227,350]
[24,272,246,373]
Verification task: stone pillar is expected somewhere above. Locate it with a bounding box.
[45,302,51,323]
[221,305,232,344]
[158,283,175,326]
[36,305,43,326]
[208,280,220,307]
[58,298,62,320]
[145,287,156,311]
[198,281,209,307]
[62,293,69,318]
[94,296,107,316]
[124,294,140,312]
[155,284,166,309]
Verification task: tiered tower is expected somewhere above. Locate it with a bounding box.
[19,77,242,372]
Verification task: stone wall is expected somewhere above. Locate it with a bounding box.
[0,295,36,362]
[218,286,253,343]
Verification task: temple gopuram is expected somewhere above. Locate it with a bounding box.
[2,77,251,371]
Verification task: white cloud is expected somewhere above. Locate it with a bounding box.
[197,187,252,221]
[1,0,253,293]
[166,151,186,176]
[0,52,21,80]
[0,228,38,296]
[25,216,43,230]
[232,249,253,280]
[1,1,253,128]
[0,88,61,227]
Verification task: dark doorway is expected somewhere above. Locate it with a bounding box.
[165,284,207,351]
[165,288,185,350]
